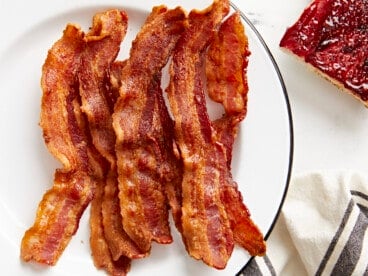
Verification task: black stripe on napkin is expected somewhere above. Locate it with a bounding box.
[239,254,275,276]
[351,190,368,202]
[351,190,368,211]
[330,211,368,275]
[264,254,277,276]
[316,192,368,276]
[315,199,354,276]
[358,205,368,217]
[238,258,263,276]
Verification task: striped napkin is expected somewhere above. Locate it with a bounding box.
[240,172,368,276]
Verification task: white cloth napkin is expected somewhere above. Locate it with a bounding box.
[240,171,368,276]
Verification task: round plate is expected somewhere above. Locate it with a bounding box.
[0,1,293,275]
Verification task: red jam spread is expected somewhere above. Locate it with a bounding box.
[280,0,368,101]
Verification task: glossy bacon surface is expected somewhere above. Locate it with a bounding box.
[206,12,249,118]
[76,10,146,264]
[109,61,127,109]
[102,170,146,260]
[20,10,136,268]
[155,83,184,233]
[112,6,186,253]
[20,24,106,265]
[90,177,131,276]
[165,0,235,269]
[113,75,172,252]
[207,12,266,257]
[79,10,128,167]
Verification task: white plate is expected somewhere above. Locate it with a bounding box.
[0,1,293,275]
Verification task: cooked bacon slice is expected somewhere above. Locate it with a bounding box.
[20,24,107,265]
[90,177,131,276]
[102,170,146,260]
[156,84,184,233]
[206,12,249,118]
[113,74,172,252]
[206,12,266,256]
[20,10,137,268]
[165,0,234,269]
[112,6,186,253]
[109,61,127,110]
[208,11,250,164]
[76,10,148,266]
[79,10,128,166]
[101,107,145,261]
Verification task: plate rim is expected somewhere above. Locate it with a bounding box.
[230,1,294,274]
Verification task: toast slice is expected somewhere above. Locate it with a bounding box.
[280,0,368,106]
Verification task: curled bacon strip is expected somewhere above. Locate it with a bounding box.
[166,0,234,269]
[76,10,146,266]
[156,86,184,234]
[20,24,106,265]
[78,10,128,166]
[206,12,266,256]
[101,170,146,261]
[112,6,186,253]
[103,74,146,261]
[20,11,135,272]
[90,177,131,276]
[206,12,249,118]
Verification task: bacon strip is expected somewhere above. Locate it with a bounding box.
[112,6,186,253]
[206,12,249,118]
[90,177,131,276]
[76,10,146,264]
[113,74,171,252]
[78,10,128,166]
[165,0,234,269]
[206,13,249,118]
[101,170,146,260]
[20,24,106,265]
[156,84,184,233]
[206,12,266,256]
[96,59,145,262]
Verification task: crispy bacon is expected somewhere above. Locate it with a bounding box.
[85,56,145,264]
[112,6,186,253]
[79,10,128,166]
[102,170,146,260]
[206,12,249,118]
[165,0,234,269]
[20,24,106,265]
[113,74,172,252]
[109,61,127,110]
[75,10,146,264]
[20,10,139,268]
[90,177,131,276]
[156,85,184,233]
[206,12,266,256]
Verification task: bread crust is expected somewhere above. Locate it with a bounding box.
[281,47,368,107]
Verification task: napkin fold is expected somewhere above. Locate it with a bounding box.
[240,171,368,276]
